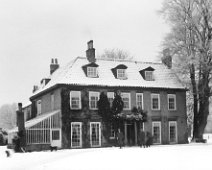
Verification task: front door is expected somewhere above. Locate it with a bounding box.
[90,122,101,147]
[126,122,135,146]
[51,129,61,148]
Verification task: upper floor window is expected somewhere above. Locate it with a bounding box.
[107,92,114,107]
[145,71,153,81]
[136,93,143,109]
[117,69,126,79]
[168,94,176,110]
[87,67,97,77]
[151,94,160,110]
[89,92,100,110]
[121,93,131,110]
[37,100,41,115]
[70,91,81,110]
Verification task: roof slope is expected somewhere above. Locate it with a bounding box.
[31,57,185,98]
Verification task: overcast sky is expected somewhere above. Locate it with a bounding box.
[0,0,169,106]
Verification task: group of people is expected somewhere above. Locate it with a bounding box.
[117,129,153,148]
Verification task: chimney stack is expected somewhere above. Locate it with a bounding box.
[16,103,26,148]
[162,49,172,69]
[50,58,59,74]
[86,40,96,63]
[32,85,39,93]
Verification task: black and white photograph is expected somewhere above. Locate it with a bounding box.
[0,0,212,169]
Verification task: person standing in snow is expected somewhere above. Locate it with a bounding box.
[138,129,146,148]
[117,128,124,149]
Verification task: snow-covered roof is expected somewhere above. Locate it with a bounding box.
[8,110,60,133]
[31,57,185,98]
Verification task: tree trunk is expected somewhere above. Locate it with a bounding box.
[190,64,199,139]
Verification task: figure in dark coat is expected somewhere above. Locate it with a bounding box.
[146,131,153,147]
[138,129,146,148]
[117,129,124,149]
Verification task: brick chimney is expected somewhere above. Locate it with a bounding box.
[86,40,96,63]
[32,85,39,93]
[162,49,172,69]
[16,103,26,148]
[50,58,59,74]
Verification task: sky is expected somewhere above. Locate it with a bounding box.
[0,0,169,106]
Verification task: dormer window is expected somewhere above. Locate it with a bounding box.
[139,66,155,81]
[111,64,128,79]
[87,67,97,77]
[117,69,126,79]
[145,71,153,81]
[82,62,99,78]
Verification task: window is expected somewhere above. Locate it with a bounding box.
[151,94,160,110]
[117,69,126,79]
[168,94,176,110]
[121,93,131,110]
[71,122,82,148]
[145,71,153,81]
[70,91,81,109]
[107,92,114,107]
[37,100,41,115]
[89,92,100,110]
[110,123,115,139]
[152,122,161,144]
[169,121,177,144]
[52,130,60,140]
[87,67,97,77]
[136,93,143,109]
[90,122,101,147]
[51,94,54,111]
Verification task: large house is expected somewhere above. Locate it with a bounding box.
[8,40,188,151]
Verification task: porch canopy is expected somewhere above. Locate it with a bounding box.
[8,110,61,144]
[114,112,146,121]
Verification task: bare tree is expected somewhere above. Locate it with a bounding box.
[97,48,133,61]
[160,0,212,139]
[0,103,17,130]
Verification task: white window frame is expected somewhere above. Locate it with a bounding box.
[117,69,126,79]
[169,121,178,144]
[89,91,100,110]
[90,122,101,147]
[151,94,160,110]
[70,91,82,110]
[152,121,161,144]
[37,100,42,115]
[87,67,97,78]
[71,122,82,148]
[121,93,131,110]
[51,94,54,111]
[168,94,176,111]
[107,92,114,107]
[136,93,144,109]
[145,71,153,81]
[140,122,145,131]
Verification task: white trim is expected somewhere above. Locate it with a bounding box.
[71,122,82,148]
[121,92,131,110]
[51,94,54,111]
[87,67,97,77]
[151,94,160,110]
[37,100,42,115]
[90,122,101,147]
[70,91,82,110]
[169,121,178,144]
[89,91,100,110]
[145,71,153,81]
[168,94,176,111]
[152,121,161,144]
[117,69,126,79]
[136,93,144,109]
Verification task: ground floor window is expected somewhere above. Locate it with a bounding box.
[169,121,177,143]
[152,122,161,144]
[71,122,82,148]
[90,122,101,147]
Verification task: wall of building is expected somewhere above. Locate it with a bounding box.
[60,85,187,148]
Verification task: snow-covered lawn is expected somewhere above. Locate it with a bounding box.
[1,143,212,170]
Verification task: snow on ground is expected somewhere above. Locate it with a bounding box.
[1,143,212,170]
